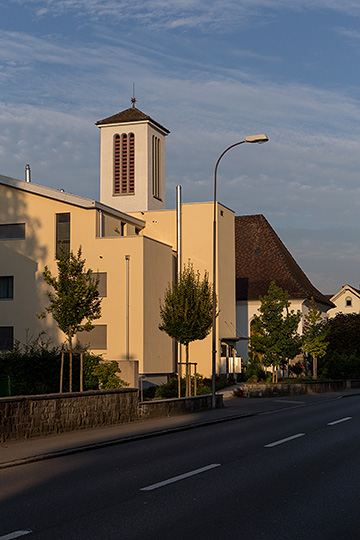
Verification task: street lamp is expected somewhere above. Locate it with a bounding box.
[211,134,269,409]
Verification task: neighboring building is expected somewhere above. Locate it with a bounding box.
[235,214,334,361]
[0,102,237,385]
[327,285,360,318]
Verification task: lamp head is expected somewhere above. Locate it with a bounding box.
[244,134,269,144]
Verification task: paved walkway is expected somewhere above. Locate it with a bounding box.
[1,387,359,469]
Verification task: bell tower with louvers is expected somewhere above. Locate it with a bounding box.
[96,100,170,213]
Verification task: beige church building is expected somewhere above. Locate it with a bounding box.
[0,103,237,386]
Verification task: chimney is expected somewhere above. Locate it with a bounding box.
[25,164,31,183]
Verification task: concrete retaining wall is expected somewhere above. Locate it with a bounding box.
[138,394,223,420]
[242,379,360,398]
[0,388,138,442]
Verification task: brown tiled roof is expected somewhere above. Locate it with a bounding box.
[96,106,170,134]
[235,214,333,307]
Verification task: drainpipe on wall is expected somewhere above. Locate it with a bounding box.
[125,255,130,362]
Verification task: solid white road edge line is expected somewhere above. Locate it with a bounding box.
[327,417,352,426]
[0,531,32,540]
[265,433,305,448]
[140,463,221,491]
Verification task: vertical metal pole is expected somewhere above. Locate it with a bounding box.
[125,255,130,362]
[212,141,246,409]
[176,185,182,397]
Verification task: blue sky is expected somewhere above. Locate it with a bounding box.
[1,1,360,294]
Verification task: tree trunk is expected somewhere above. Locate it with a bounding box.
[80,351,83,392]
[313,354,317,379]
[185,343,190,397]
[60,350,64,393]
[69,337,73,393]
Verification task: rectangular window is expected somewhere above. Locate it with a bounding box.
[91,272,107,297]
[56,213,70,256]
[0,223,25,240]
[152,136,160,199]
[0,327,13,350]
[78,325,107,350]
[0,276,14,299]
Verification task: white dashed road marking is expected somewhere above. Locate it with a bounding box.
[327,417,352,426]
[265,433,305,448]
[141,463,221,491]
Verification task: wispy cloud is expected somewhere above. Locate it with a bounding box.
[8,0,360,31]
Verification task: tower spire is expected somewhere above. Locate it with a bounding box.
[131,83,136,108]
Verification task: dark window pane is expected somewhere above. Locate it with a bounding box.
[0,223,25,240]
[0,276,14,299]
[0,327,13,350]
[56,213,70,256]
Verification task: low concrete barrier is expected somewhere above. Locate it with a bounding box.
[242,379,360,398]
[139,394,223,420]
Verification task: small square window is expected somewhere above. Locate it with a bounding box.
[77,325,107,350]
[346,297,352,307]
[0,276,13,299]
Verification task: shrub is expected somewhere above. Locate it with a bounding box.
[318,351,360,380]
[244,355,268,383]
[0,334,127,395]
[154,375,234,399]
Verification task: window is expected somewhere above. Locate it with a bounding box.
[152,135,161,199]
[78,325,107,350]
[0,223,25,240]
[56,213,70,256]
[114,133,135,195]
[0,327,13,350]
[91,272,107,297]
[0,276,13,299]
[346,297,352,307]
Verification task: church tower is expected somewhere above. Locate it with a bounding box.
[96,100,170,213]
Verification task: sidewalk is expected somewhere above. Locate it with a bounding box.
[1,387,359,470]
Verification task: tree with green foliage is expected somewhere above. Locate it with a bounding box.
[325,313,360,356]
[302,297,329,379]
[249,281,301,382]
[39,246,102,392]
[159,262,213,396]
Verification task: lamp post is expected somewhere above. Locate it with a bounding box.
[211,134,269,409]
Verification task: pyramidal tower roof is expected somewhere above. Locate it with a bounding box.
[96,105,170,134]
[235,214,333,307]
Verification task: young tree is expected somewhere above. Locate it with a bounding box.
[159,262,213,397]
[250,281,301,382]
[302,297,329,379]
[39,246,102,392]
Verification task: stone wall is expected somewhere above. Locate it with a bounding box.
[242,379,360,398]
[0,388,138,442]
[139,394,223,420]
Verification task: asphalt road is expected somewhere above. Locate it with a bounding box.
[1,395,360,540]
